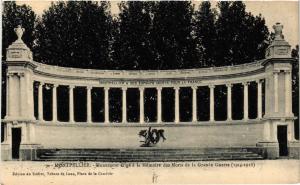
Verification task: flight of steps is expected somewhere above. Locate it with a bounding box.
[36,148,264,161]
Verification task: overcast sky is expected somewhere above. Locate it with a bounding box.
[15,1,299,47]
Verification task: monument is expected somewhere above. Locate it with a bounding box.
[1,23,299,161]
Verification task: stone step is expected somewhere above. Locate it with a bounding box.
[41,152,258,159]
[36,148,263,161]
[43,151,255,155]
[49,149,252,155]
[51,148,250,153]
[38,156,263,162]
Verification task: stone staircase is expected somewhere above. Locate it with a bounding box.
[36,148,264,161]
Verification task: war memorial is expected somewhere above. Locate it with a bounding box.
[1,23,299,161]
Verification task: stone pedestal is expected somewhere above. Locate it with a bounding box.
[257,142,279,159]
[288,141,300,159]
[19,144,41,161]
[1,143,12,161]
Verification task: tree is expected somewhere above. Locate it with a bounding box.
[194,1,217,67]
[112,1,155,70]
[34,1,113,69]
[292,45,299,139]
[151,1,198,69]
[215,1,269,66]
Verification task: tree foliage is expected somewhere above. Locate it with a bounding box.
[215,1,269,66]
[292,45,299,139]
[194,1,217,67]
[34,1,113,69]
[152,1,198,69]
[112,1,155,70]
[3,1,271,70]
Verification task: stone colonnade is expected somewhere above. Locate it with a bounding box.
[2,23,299,161]
[34,79,268,124]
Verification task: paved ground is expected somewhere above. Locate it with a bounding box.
[0,160,299,185]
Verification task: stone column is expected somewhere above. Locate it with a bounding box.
[87,86,92,123]
[7,73,18,118]
[209,85,215,122]
[19,73,27,117]
[104,87,109,123]
[226,84,232,121]
[243,82,249,120]
[257,80,262,119]
[285,70,292,116]
[174,87,180,123]
[192,86,197,122]
[157,87,162,123]
[122,87,127,123]
[38,82,44,121]
[273,71,279,112]
[69,85,74,123]
[6,73,15,118]
[28,123,36,143]
[21,123,28,144]
[139,87,144,123]
[52,84,58,122]
[6,75,9,117]
[26,72,35,120]
[2,123,8,143]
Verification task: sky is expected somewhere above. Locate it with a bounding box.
[15,0,299,47]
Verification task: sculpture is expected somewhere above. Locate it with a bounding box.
[14,25,25,42]
[273,22,284,40]
[139,127,166,147]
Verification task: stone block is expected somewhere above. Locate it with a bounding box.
[19,144,41,161]
[1,143,11,161]
[288,141,300,159]
[257,142,279,159]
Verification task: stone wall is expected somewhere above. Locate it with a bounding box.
[35,122,264,149]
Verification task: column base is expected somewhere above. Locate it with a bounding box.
[19,143,42,161]
[1,143,12,161]
[256,142,279,159]
[288,141,300,159]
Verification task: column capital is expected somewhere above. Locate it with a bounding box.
[104,87,110,91]
[242,82,249,86]
[86,86,93,90]
[173,86,180,90]
[17,72,25,77]
[256,79,263,84]
[139,87,145,91]
[52,84,59,88]
[122,87,127,91]
[191,86,198,90]
[39,82,44,86]
[284,69,292,74]
[7,73,15,77]
[157,87,162,91]
[68,85,75,89]
[209,85,215,89]
[226,83,233,88]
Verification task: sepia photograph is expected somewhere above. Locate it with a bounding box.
[0,0,299,184]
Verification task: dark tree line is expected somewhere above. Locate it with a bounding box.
[1,1,299,138]
[3,1,271,69]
